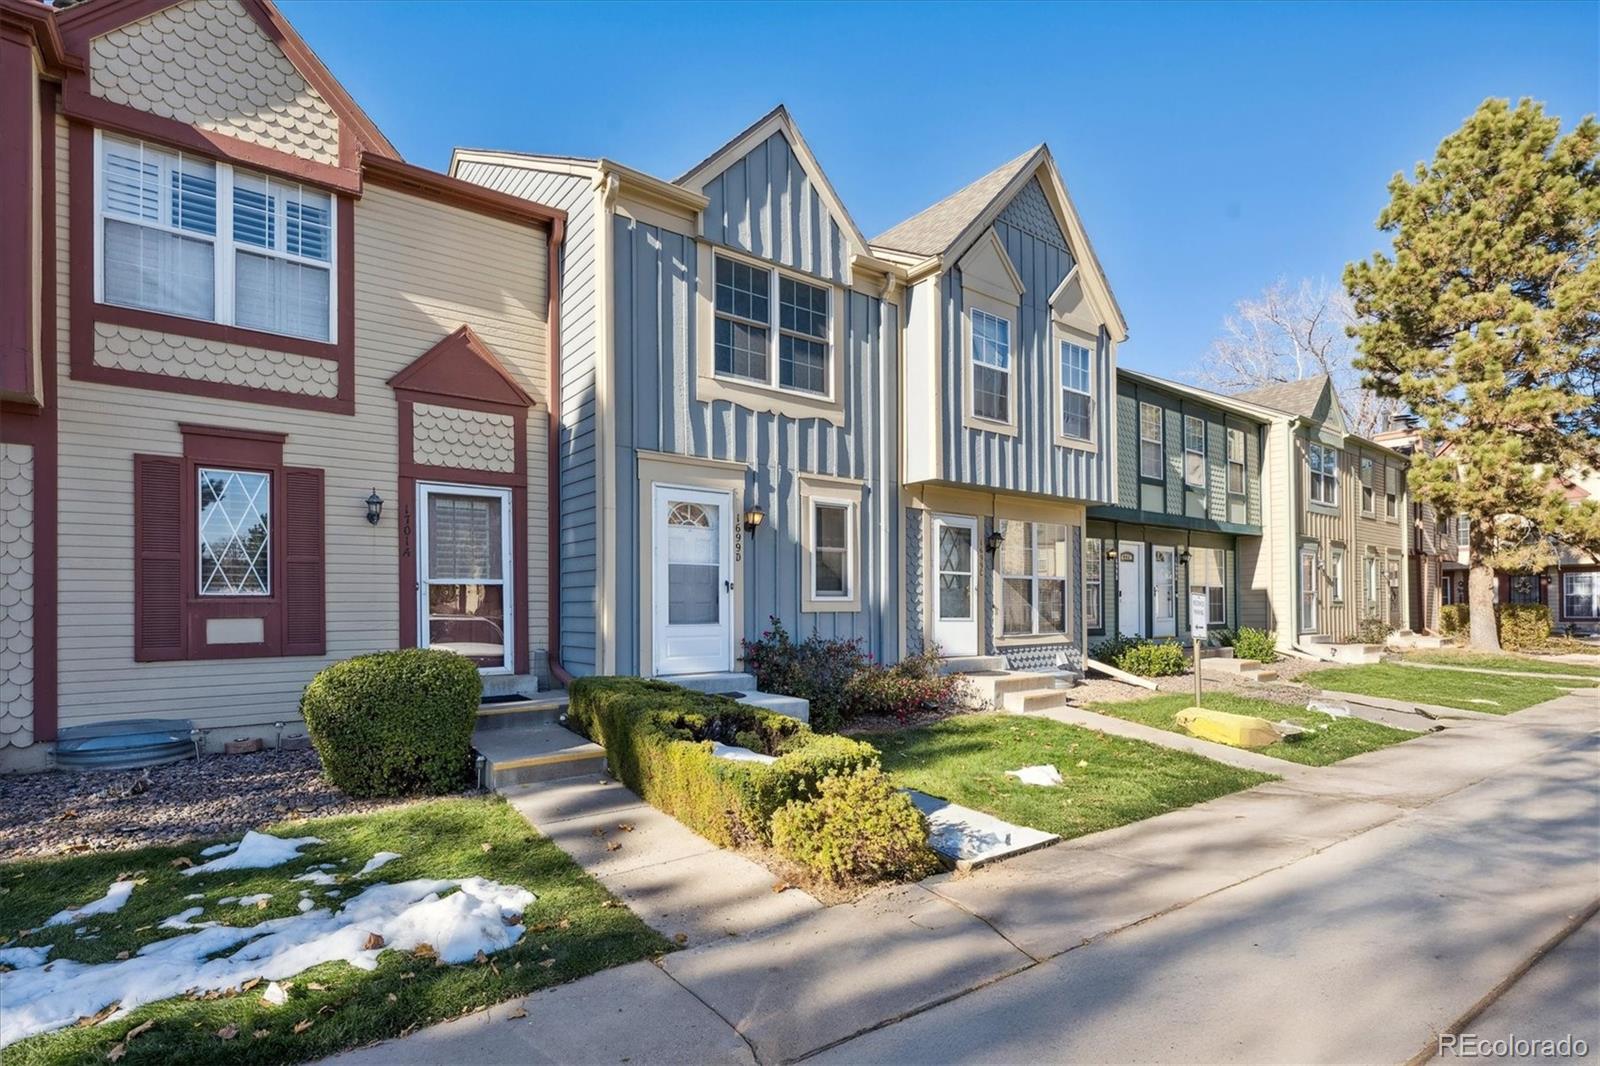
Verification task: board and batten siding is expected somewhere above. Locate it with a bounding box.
[53,123,551,737]
[610,217,899,671]
[453,160,601,674]
[937,182,1113,502]
[701,130,848,284]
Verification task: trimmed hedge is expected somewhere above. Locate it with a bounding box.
[566,677,880,846]
[300,648,481,798]
[1232,627,1279,664]
[1092,636,1187,677]
[1497,603,1552,651]
[1440,604,1470,636]
[772,769,941,885]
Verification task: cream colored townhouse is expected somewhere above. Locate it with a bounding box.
[1236,375,1411,651]
[0,0,563,769]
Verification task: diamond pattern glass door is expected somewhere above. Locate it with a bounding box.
[198,467,270,595]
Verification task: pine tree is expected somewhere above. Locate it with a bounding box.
[1345,98,1600,651]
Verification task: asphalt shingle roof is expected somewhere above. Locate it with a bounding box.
[870,147,1040,256]
[1234,374,1333,419]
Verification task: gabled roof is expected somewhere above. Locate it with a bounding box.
[870,147,1037,257]
[673,104,870,258]
[1118,368,1282,424]
[388,325,536,409]
[1236,374,1337,420]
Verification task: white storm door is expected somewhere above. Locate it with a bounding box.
[1117,541,1145,638]
[1152,546,1177,638]
[1300,546,1320,634]
[931,515,979,657]
[417,483,514,673]
[652,486,733,676]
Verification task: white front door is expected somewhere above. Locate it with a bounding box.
[1117,541,1144,638]
[652,485,733,676]
[1300,545,1321,634]
[417,483,514,673]
[1152,546,1176,638]
[931,515,979,657]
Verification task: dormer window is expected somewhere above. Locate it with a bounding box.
[1308,441,1339,506]
[712,252,831,398]
[1060,341,1092,441]
[970,308,1011,423]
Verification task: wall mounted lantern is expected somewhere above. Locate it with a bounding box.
[985,529,1006,553]
[743,505,766,534]
[365,489,384,526]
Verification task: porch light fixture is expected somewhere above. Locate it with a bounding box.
[365,489,384,526]
[985,529,1005,554]
[1105,546,1118,560]
[743,504,766,534]
[1178,548,1191,568]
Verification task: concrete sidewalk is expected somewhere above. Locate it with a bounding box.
[323,691,1598,1066]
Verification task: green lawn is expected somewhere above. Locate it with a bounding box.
[1301,662,1595,714]
[871,714,1274,841]
[0,797,668,1066]
[1401,649,1600,678]
[1086,692,1419,766]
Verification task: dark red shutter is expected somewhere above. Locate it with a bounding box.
[133,455,185,662]
[282,466,326,656]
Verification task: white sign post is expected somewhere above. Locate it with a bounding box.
[1189,592,1209,708]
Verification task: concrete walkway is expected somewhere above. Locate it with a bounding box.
[1030,704,1309,777]
[1392,658,1600,683]
[325,691,1597,1066]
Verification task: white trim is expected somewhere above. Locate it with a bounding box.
[1138,401,1164,480]
[998,520,1072,639]
[804,494,859,611]
[930,514,980,656]
[1053,326,1097,451]
[416,482,515,675]
[963,299,1017,436]
[1183,413,1206,488]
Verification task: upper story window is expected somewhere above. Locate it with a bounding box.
[1457,515,1471,547]
[1308,441,1339,506]
[1183,415,1206,487]
[1139,402,1163,479]
[712,253,832,398]
[1059,341,1092,442]
[970,308,1011,423]
[1385,465,1399,518]
[98,133,335,343]
[1360,457,1376,513]
[1227,427,1246,496]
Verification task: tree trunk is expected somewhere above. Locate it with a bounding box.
[1468,520,1501,652]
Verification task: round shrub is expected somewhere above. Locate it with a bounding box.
[1231,627,1280,665]
[771,769,941,886]
[301,648,482,797]
[1093,637,1187,677]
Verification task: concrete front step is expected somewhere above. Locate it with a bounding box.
[475,723,607,790]
[480,672,540,698]
[940,655,1008,675]
[1003,687,1071,713]
[662,671,757,694]
[964,670,1062,703]
[1329,644,1385,664]
[476,693,569,731]
[1200,658,1279,684]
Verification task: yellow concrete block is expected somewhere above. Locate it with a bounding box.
[1175,707,1281,749]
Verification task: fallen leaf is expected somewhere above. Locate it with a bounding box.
[169,857,193,869]
[240,977,261,992]
[115,951,130,961]
[604,841,622,852]
[413,943,437,961]
[616,823,634,832]
[59,809,78,820]
[673,933,688,945]
[502,912,523,926]
[538,958,556,969]
[386,993,398,1004]
[480,842,493,853]
[400,972,415,980]
[318,1005,335,1016]
[363,932,385,950]
[1076,759,1088,768]
[216,1024,239,1041]
[772,882,791,894]
[557,918,571,930]
[474,949,489,965]
[107,1042,126,1061]
[589,827,606,839]
[507,1008,527,1020]
[256,898,270,910]
[253,1030,270,1039]
[305,982,326,991]
[600,900,620,909]
[77,1004,119,1028]
[293,1019,313,1035]
[127,1020,155,1041]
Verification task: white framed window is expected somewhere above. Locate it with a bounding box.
[970,308,1011,423]
[1000,521,1068,637]
[1139,402,1164,479]
[197,467,271,597]
[1457,515,1471,547]
[1364,553,1380,610]
[96,132,335,343]
[1060,340,1092,441]
[1308,441,1339,506]
[1330,547,1345,602]
[1084,536,1103,631]
[1227,427,1246,496]
[1360,457,1375,513]
[809,498,853,601]
[1190,547,1227,627]
[711,252,833,399]
[1563,573,1599,619]
[1183,415,1206,487]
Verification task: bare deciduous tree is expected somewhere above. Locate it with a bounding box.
[1195,278,1396,436]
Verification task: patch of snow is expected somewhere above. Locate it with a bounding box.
[0,877,535,1047]
[199,842,239,857]
[43,880,136,927]
[158,908,216,931]
[183,893,204,901]
[0,946,50,969]
[358,852,402,876]
[218,894,272,908]
[1004,764,1063,787]
[324,890,341,898]
[1308,701,1351,719]
[709,742,777,765]
[182,832,321,877]
[297,899,315,913]
[292,870,338,886]
[261,980,288,1006]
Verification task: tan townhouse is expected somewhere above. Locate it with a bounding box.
[1,0,562,768]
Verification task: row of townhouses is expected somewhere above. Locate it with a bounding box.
[3,0,1591,770]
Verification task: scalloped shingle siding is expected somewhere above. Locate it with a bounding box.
[0,444,35,749]
[89,0,341,166]
[93,323,341,397]
[412,404,518,473]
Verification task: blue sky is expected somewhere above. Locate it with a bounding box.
[281,0,1597,379]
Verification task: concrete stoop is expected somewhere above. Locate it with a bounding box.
[1328,643,1385,664]
[939,655,1008,675]
[957,669,1076,714]
[1388,631,1451,650]
[1201,657,1280,684]
[474,723,607,790]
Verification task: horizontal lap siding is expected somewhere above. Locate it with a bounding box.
[54,130,550,735]
[612,219,899,671]
[456,162,600,673]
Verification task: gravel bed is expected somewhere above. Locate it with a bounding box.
[0,748,471,861]
[1068,657,1324,708]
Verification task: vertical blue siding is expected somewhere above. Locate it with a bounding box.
[702,131,848,284]
[937,181,1114,503]
[611,217,899,673]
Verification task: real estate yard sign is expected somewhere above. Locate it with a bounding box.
[1190,592,1208,707]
